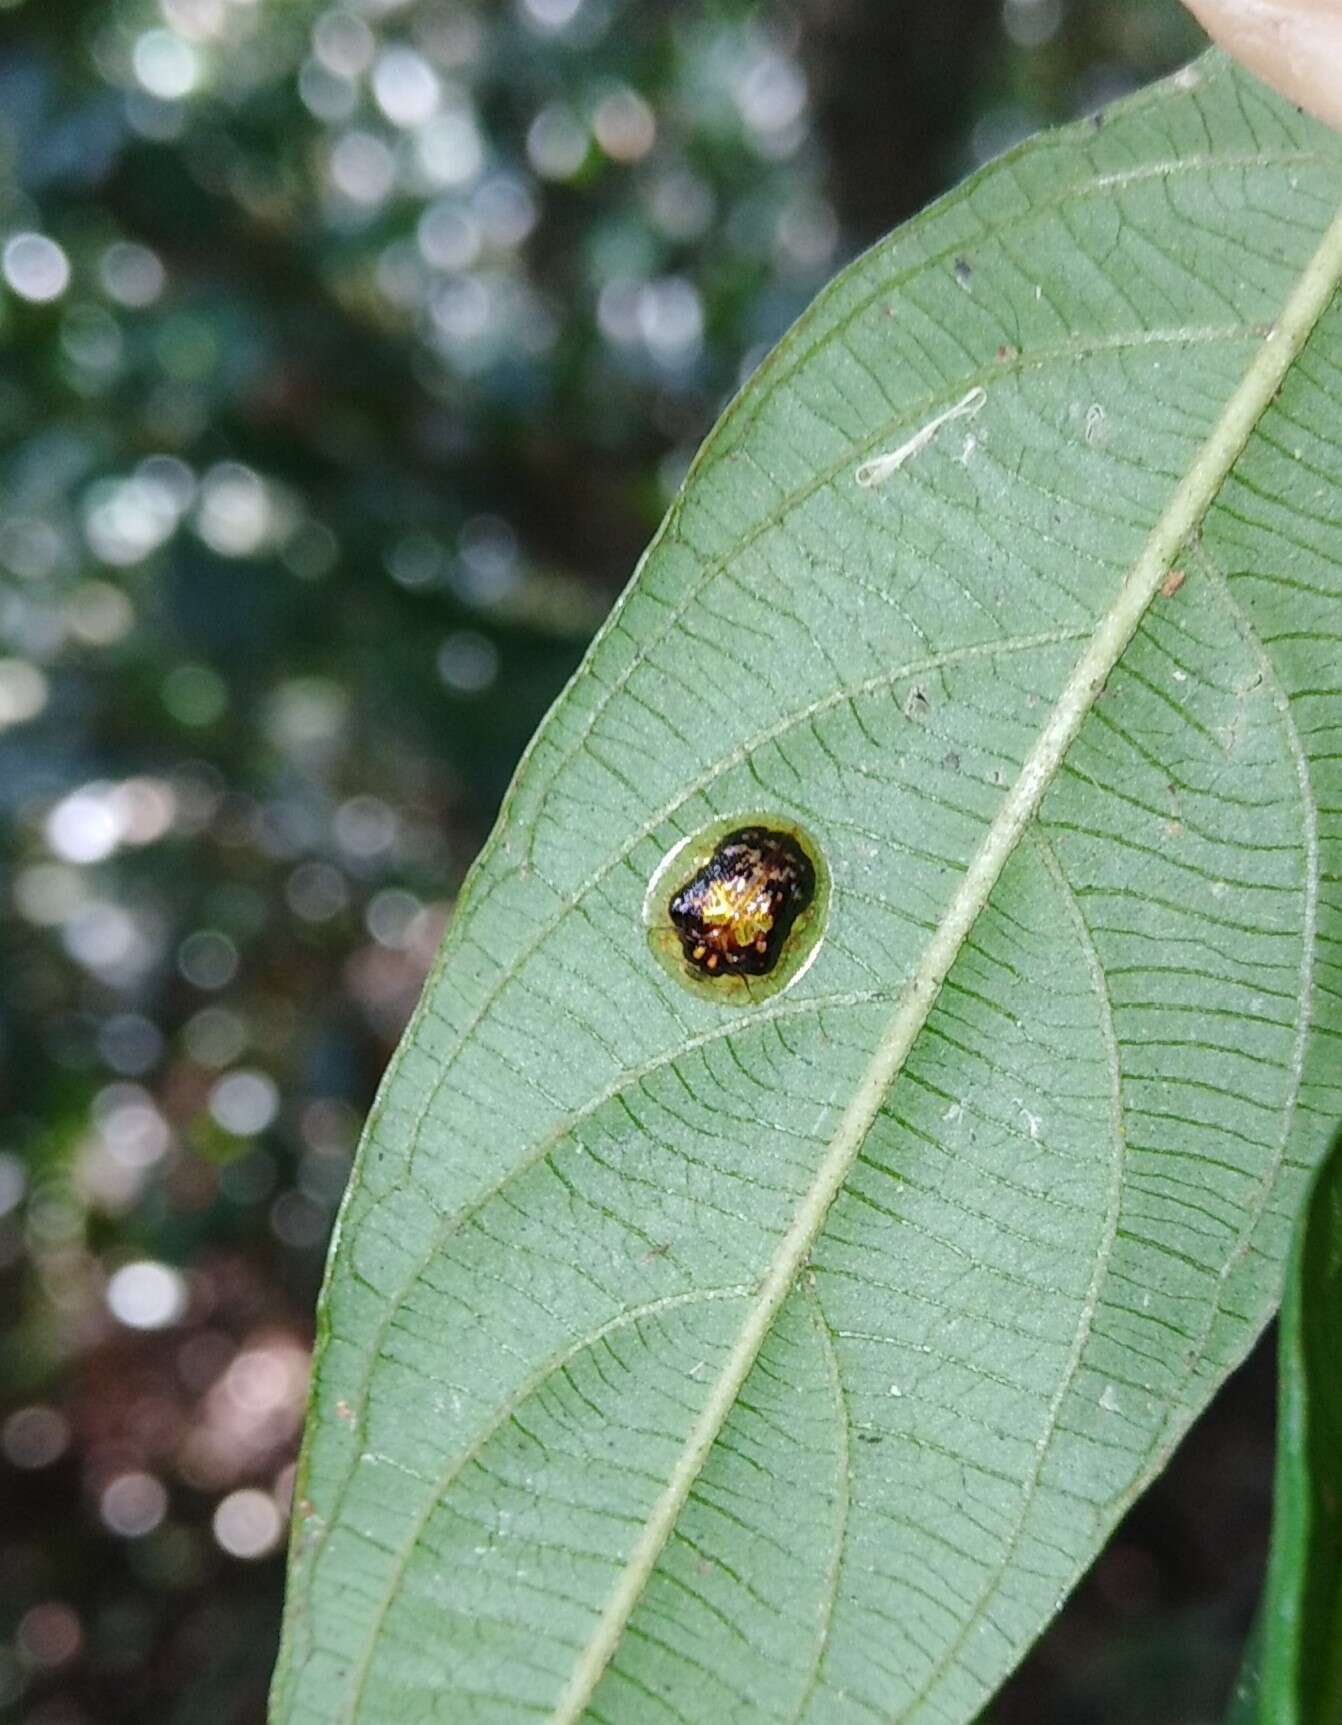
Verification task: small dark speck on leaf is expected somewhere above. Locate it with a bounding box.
[858,1433,884,1445]
[1160,567,1186,599]
[903,685,931,720]
[941,751,961,772]
[641,1242,671,1262]
[953,256,973,289]
[996,343,1019,363]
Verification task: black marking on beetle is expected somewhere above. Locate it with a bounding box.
[667,826,816,979]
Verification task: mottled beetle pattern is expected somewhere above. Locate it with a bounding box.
[667,826,816,978]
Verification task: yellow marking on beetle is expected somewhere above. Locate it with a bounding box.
[698,876,777,947]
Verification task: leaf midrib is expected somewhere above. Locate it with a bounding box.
[339,1284,757,1720]
[884,546,1322,1724]
[391,621,1087,1187]
[521,323,1256,869]
[526,133,1337,851]
[383,315,1290,1209]
[302,628,1091,1599]
[544,196,1342,1725]
[863,828,1126,1719]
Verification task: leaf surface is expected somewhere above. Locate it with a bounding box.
[271,53,1342,1725]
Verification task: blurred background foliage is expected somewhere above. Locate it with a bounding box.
[0,1,1277,1721]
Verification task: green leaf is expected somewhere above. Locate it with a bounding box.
[1231,1130,1342,1725]
[1225,1611,1265,1725]
[271,51,1342,1725]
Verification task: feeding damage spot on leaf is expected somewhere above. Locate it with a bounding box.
[1160,566,1186,598]
[903,684,932,721]
[644,814,830,1002]
[669,827,815,978]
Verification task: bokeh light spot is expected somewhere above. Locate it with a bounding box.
[415,110,485,188]
[312,8,375,77]
[100,1472,169,1538]
[436,630,498,694]
[96,1013,165,1077]
[212,1487,282,1558]
[63,902,153,978]
[1,514,64,580]
[46,786,121,864]
[2,1405,70,1469]
[285,861,349,923]
[178,928,240,990]
[94,1084,172,1167]
[98,241,167,308]
[83,474,183,567]
[334,795,398,859]
[592,87,656,162]
[132,29,201,101]
[1004,0,1064,49]
[328,130,397,205]
[66,580,135,646]
[417,201,481,272]
[638,275,704,365]
[736,50,808,144]
[17,1602,82,1668]
[298,57,358,123]
[3,231,71,303]
[270,1189,327,1248]
[208,1069,280,1137]
[526,104,587,179]
[520,0,583,32]
[182,1005,249,1068]
[162,664,228,726]
[0,657,49,727]
[14,862,86,927]
[194,463,274,557]
[61,304,124,375]
[106,1260,188,1330]
[474,172,536,245]
[161,0,229,43]
[372,45,441,128]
